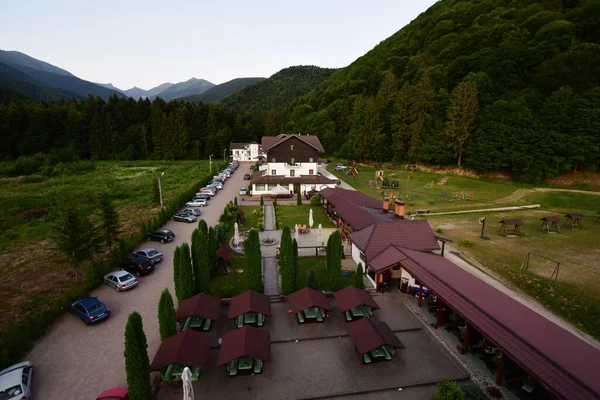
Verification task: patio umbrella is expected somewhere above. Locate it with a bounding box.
[317,223,323,246]
[182,367,194,400]
[294,224,299,242]
[272,184,289,194]
[309,208,314,229]
[233,222,240,248]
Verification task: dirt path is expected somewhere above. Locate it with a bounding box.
[495,187,600,204]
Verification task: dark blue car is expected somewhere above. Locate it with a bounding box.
[70,297,110,325]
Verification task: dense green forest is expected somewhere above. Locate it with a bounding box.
[0,95,266,167]
[182,78,266,104]
[286,0,600,180]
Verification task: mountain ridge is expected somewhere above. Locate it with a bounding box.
[150,78,214,101]
[180,77,265,103]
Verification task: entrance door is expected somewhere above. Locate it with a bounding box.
[293,183,300,194]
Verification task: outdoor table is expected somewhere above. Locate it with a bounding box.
[238,357,253,371]
[235,312,264,327]
[181,316,211,331]
[244,312,257,324]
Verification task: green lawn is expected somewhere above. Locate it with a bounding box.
[296,257,355,291]
[275,204,335,229]
[211,258,247,298]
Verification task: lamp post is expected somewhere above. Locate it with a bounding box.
[209,154,213,174]
[479,217,490,240]
[223,148,226,161]
[158,172,165,208]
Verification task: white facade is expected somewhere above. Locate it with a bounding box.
[230,143,265,161]
[351,244,417,287]
[251,160,335,196]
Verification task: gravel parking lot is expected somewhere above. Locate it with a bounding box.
[26,162,250,400]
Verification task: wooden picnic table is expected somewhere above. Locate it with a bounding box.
[235,312,265,328]
[297,307,325,323]
[345,306,373,321]
[180,316,212,331]
[227,357,264,376]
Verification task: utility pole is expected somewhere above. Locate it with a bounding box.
[158,172,165,208]
[209,154,213,174]
[223,148,226,160]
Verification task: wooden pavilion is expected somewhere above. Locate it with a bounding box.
[216,244,230,275]
[217,325,271,376]
[228,290,271,328]
[346,317,405,364]
[175,292,221,332]
[150,330,211,383]
[333,286,379,321]
[288,287,332,324]
[499,219,523,235]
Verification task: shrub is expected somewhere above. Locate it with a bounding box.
[436,228,444,234]
[257,221,264,230]
[260,195,264,207]
[354,263,365,289]
[273,197,277,207]
[306,268,320,290]
[309,195,321,206]
[430,377,466,400]
[296,192,302,205]
[460,239,473,247]
[219,284,235,298]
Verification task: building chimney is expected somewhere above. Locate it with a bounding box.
[382,197,390,213]
[394,200,405,219]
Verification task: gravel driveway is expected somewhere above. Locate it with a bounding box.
[26,162,251,400]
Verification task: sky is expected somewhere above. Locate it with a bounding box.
[1,0,437,90]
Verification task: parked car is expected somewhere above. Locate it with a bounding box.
[206,183,220,192]
[173,212,197,223]
[132,248,163,263]
[120,256,155,276]
[186,199,207,207]
[97,387,129,400]
[0,361,33,400]
[180,207,201,216]
[103,270,137,291]
[70,297,110,324]
[335,179,342,185]
[244,174,251,180]
[194,192,211,201]
[147,229,175,243]
[239,187,247,195]
[222,170,231,178]
[210,181,223,190]
[335,164,347,171]
[201,187,217,196]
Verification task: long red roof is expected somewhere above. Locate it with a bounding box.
[397,247,600,400]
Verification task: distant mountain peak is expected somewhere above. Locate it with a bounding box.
[0,50,74,77]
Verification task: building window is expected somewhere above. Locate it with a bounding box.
[255,184,265,191]
[290,170,295,177]
[290,145,295,150]
[272,158,276,162]
[360,252,367,263]
[309,169,314,175]
[290,158,295,165]
[311,184,316,189]
[309,158,313,162]
[271,169,276,175]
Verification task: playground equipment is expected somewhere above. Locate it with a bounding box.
[375,170,384,181]
[347,166,359,177]
[520,252,561,281]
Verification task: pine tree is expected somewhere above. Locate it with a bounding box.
[198,219,208,236]
[306,268,320,290]
[50,203,99,282]
[296,192,302,205]
[408,71,435,161]
[153,176,161,206]
[158,289,177,340]
[392,81,413,160]
[281,228,296,295]
[245,229,263,293]
[173,246,183,302]
[292,239,299,291]
[442,81,479,166]
[193,230,211,294]
[124,312,152,400]
[260,195,264,207]
[179,242,195,299]
[279,226,292,273]
[98,195,121,254]
[327,231,342,291]
[234,196,238,206]
[208,226,217,276]
[354,263,365,290]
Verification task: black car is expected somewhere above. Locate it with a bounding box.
[120,256,155,277]
[244,174,251,180]
[173,212,197,223]
[147,229,175,243]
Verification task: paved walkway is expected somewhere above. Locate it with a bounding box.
[262,257,280,296]
[263,204,276,230]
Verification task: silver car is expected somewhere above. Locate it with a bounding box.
[103,270,138,291]
[133,248,163,263]
[0,361,33,400]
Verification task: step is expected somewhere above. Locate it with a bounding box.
[268,294,282,303]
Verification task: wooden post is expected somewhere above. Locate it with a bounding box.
[437,300,444,327]
[418,284,423,308]
[441,241,445,257]
[463,323,470,352]
[496,363,503,386]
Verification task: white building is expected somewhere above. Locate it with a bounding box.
[250,134,336,196]
[229,142,265,162]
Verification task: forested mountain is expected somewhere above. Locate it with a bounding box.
[124,83,174,99]
[287,0,600,180]
[181,77,266,104]
[150,78,214,101]
[221,66,335,113]
[0,50,74,77]
[0,51,124,101]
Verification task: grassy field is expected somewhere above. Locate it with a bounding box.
[0,160,209,331]
[326,161,600,340]
[275,204,335,229]
[211,258,247,298]
[297,257,355,291]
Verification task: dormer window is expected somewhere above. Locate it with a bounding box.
[290,145,295,150]
[272,158,276,162]
[290,158,295,165]
[309,158,313,162]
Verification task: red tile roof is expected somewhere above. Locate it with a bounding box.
[397,247,600,400]
[288,287,333,313]
[333,286,380,312]
[349,220,439,263]
[217,325,271,365]
[346,317,405,355]
[175,293,221,320]
[261,134,324,152]
[319,188,394,230]
[150,330,211,370]
[216,244,230,262]
[228,290,272,319]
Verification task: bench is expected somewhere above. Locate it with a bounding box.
[345,310,353,322]
[297,312,305,324]
[227,359,238,376]
[253,358,264,374]
[235,315,244,328]
[202,318,211,331]
[257,313,265,327]
[362,353,372,364]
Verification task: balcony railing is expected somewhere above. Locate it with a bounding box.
[284,162,301,167]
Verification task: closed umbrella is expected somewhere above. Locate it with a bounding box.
[182,366,194,400]
[317,223,323,247]
[294,224,299,242]
[234,222,240,248]
[309,208,314,229]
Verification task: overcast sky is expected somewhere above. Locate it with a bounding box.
[1,0,437,90]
